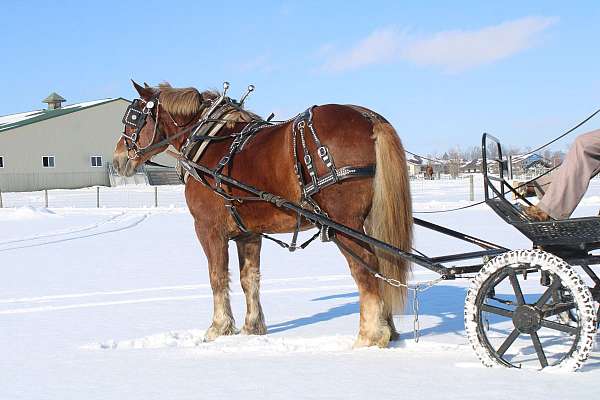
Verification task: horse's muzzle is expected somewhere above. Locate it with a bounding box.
[113,152,137,177]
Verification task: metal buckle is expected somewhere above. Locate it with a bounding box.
[318,146,327,157]
[219,156,230,167]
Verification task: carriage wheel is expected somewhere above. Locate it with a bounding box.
[464,249,597,371]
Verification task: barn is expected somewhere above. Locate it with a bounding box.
[0,93,158,192]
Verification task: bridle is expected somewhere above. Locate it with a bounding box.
[121,93,165,160]
[120,88,237,161]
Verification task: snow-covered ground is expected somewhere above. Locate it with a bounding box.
[1,176,600,399]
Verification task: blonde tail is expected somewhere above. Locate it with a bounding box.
[367,118,413,315]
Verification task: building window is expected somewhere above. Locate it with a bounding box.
[0,156,3,168]
[42,156,55,168]
[91,156,103,167]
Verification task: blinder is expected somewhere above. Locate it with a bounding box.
[122,99,146,128]
[122,99,147,141]
[121,95,160,157]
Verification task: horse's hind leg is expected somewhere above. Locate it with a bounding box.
[335,234,392,348]
[235,234,267,335]
[195,223,238,341]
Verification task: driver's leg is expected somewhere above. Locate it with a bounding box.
[537,129,600,219]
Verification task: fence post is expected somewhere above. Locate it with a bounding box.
[508,155,514,180]
[469,175,474,201]
[96,186,100,208]
[0,188,3,208]
[154,186,158,207]
[44,189,48,208]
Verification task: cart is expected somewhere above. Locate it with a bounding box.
[461,133,600,370]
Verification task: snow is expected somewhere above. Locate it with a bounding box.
[1,176,599,399]
[60,99,114,110]
[0,98,115,130]
[1,205,58,220]
[0,110,44,125]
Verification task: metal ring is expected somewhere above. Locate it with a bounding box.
[318,146,327,157]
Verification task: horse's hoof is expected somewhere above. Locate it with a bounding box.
[204,323,239,341]
[241,322,267,336]
[389,329,400,342]
[353,326,391,348]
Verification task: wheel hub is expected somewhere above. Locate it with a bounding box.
[512,305,542,334]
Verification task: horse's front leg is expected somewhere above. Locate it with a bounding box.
[236,234,267,335]
[195,222,238,341]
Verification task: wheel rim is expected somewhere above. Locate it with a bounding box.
[475,265,580,369]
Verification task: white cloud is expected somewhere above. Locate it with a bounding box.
[322,28,405,72]
[236,54,275,73]
[321,17,558,73]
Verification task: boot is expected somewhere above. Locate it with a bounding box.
[523,205,551,222]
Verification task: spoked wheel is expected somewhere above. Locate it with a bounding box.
[465,250,597,371]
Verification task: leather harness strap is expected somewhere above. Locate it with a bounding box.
[163,103,376,250]
[177,103,240,183]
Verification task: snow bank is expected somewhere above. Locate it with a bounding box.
[0,206,58,220]
[86,330,467,355]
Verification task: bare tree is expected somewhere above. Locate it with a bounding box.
[447,148,462,178]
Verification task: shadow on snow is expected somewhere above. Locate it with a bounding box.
[267,285,468,336]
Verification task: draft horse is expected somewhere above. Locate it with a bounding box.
[113,81,413,347]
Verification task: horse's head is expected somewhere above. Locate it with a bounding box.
[112,80,214,177]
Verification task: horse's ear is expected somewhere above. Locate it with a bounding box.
[131,79,154,100]
[143,82,150,88]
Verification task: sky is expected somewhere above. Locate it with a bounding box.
[1,0,599,155]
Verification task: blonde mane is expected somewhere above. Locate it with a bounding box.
[155,82,263,126]
[155,83,207,120]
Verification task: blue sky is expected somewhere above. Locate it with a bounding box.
[2,1,599,155]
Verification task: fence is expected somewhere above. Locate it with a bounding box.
[0,185,187,209]
[411,174,479,202]
[0,174,500,210]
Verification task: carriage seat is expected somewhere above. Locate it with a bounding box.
[487,197,600,252]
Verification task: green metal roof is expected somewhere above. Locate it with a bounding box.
[42,92,66,103]
[0,98,130,133]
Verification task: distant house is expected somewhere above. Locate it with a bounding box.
[428,160,446,175]
[510,153,552,175]
[460,159,482,174]
[0,93,132,192]
[407,156,424,177]
[522,154,552,171]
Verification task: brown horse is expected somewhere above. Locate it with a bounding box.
[425,165,434,180]
[113,81,412,348]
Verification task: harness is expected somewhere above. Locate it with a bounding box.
[121,87,376,251]
[176,102,241,183]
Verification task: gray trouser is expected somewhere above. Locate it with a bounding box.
[537,129,600,219]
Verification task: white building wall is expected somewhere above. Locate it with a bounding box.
[0,99,132,192]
